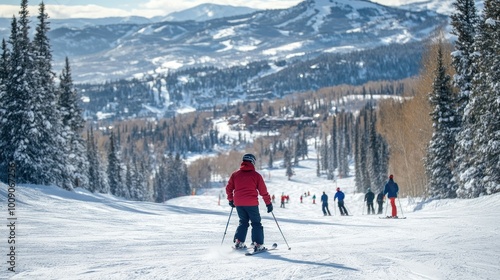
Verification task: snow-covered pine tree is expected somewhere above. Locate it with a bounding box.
[368,107,383,189]
[0,1,68,187]
[450,0,480,197]
[107,131,124,197]
[425,45,459,199]
[31,1,74,189]
[331,115,338,172]
[337,113,350,179]
[357,107,371,192]
[293,134,300,166]
[466,0,500,196]
[284,148,293,180]
[154,158,167,203]
[0,39,8,140]
[129,156,148,201]
[354,118,363,192]
[58,57,89,189]
[0,39,8,84]
[86,128,99,193]
[125,162,134,199]
[376,134,390,192]
[323,136,334,180]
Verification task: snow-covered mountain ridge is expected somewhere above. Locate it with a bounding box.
[42,0,446,83]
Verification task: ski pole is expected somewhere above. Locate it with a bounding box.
[384,198,389,216]
[221,207,234,245]
[362,202,365,215]
[271,212,291,250]
[397,197,405,218]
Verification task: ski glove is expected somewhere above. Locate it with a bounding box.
[229,201,235,208]
[266,204,273,213]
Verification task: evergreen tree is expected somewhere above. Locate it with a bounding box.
[0,1,69,187]
[284,148,293,180]
[131,157,149,201]
[368,107,380,189]
[331,116,338,171]
[451,0,480,197]
[359,109,370,191]
[293,135,300,166]
[466,0,500,196]
[59,57,89,188]
[31,1,73,188]
[154,158,167,203]
[426,45,458,199]
[268,151,274,169]
[354,118,363,192]
[0,40,8,161]
[338,113,350,179]
[316,153,321,177]
[125,162,134,199]
[0,39,8,83]
[107,131,123,196]
[87,128,99,192]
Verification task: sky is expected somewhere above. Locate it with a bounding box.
[0,0,425,19]
[1,119,499,279]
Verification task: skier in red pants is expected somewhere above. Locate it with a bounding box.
[383,174,399,218]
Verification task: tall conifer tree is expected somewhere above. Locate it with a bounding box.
[59,57,89,188]
[426,45,458,199]
[451,0,480,197]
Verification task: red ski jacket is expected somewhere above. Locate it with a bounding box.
[226,161,271,206]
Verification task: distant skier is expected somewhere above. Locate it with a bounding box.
[226,153,273,252]
[334,188,349,216]
[383,174,399,218]
[320,191,331,216]
[280,194,286,208]
[312,194,316,204]
[364,188,375,214]
[376,191,384,214]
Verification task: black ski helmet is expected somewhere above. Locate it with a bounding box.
[242,153,256,165]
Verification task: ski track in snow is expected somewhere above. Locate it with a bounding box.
[1,147,499,279]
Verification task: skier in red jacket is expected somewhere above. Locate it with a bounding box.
[226,154,273,252]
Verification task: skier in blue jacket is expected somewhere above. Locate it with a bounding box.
[333,188,349,216]
[383,174,399,218]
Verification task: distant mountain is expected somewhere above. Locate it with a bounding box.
[397,0,484,15]
[42,0,446,83]
[154,3,258,22]
[0,16,153,40]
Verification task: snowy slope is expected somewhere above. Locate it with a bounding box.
[1,144,499,279]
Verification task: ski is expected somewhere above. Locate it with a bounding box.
[245,243,277,256]
[379,216,407,219]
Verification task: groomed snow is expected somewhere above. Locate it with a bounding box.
[1,146,499,279]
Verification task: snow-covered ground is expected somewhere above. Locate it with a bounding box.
[1,145,499,279]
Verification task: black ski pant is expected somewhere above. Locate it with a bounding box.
[377,201,383,214]
[367,202,375,214]
[322,203,331,215]
[337,201,348,215]
[234,206,264,245]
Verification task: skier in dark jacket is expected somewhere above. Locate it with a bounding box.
[333,188,348,216]
[383,174,399,218]
[364,188,375,214]
[226,154,272,252]
[376,191,384,214]
[320,191,331,216]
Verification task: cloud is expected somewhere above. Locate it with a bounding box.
[0,4,161,19]
[0,1,302,19]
